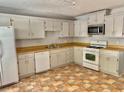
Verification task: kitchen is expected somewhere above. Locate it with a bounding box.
[0,0,124,92]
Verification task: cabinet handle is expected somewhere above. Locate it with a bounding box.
[117,59,119,62]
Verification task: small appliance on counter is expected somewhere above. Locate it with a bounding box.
[83,40,107,71]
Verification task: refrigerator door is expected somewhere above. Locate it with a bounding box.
[0,26,19,86]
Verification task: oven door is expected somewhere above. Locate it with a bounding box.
[83,49,99,65]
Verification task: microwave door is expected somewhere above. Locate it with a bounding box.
[88,27,98,35]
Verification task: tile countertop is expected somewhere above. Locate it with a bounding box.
[16,42,89,54]
[16,42,124,54]
[101,45,124,51]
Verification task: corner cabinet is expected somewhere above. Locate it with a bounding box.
[30,17,45,39]
[100,50,124,76]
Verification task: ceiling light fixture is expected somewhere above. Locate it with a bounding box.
[63,0,76,7]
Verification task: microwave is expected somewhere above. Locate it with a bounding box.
[88,24,105,35]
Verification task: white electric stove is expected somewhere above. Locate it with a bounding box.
[83,40,107,71]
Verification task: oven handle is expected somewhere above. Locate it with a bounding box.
[83,50,99,53]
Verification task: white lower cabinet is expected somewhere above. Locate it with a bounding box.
[66,48,74,63]
[18,53,35,78]
[74,47,83,65]
[50,48,73,68]
[100,50,124,76]
[50,53,58,68]
[35,51,50,73]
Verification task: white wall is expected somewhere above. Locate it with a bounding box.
[16,31,73,47]
[73,36,124,45]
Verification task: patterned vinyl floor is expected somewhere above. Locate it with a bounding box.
[0,64,124,92]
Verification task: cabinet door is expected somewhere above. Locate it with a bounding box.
[50,53,58,68]
[80,20,88,37]
[27,57,35,74]
[105,15,114,37]
[30,17,45,38]
[0,14,11,26]
[60,22,69,37]
[97,11,105,24]
[114,15,124,37]
[25,53,35,75]
[35,52,50,73]
[88,13,97,25]
[74,47,83,65]
[18,58,27,77]
[66,48,74,63]
[100,53,119,76]
[74,20,80,37]
[108,57,119,76]
[12,16,30,39]
[69,22,74,36]
[100,55,109,72]
[53,21,62,31]
[58,51,66,65]
[44,20,53,31]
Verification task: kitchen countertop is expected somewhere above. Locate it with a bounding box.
[16,42,124,54]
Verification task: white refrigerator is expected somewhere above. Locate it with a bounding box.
[0,26,19,86]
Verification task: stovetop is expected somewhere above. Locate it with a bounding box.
[87,46,104,49]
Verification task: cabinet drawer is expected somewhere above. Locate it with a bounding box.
[18,54,26,59]
[100,50,119,57]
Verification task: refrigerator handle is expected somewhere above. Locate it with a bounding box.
[0,41,3,58]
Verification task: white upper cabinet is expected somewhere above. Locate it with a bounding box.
[30,17,45,39]
[74,20,81,37]
[11,15,30,39]
[105,15,114,37]
[114,15,124,37]
[44,20,53,31]
[80,20,88,37]
[60,22,69,37]
[88,13,97,25]
[74,20,88,37]
[97,11,106,24]
[105,14,124,37]
[88,10,106,25]
[0,14,11,26]
[69,21,74,37]
[53,21,62,31]
[44,20,62,31]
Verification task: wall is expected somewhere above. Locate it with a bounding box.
[73,36,124,46]
[16,31,73,47]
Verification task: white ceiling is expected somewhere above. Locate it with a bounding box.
[0,0,124,19]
